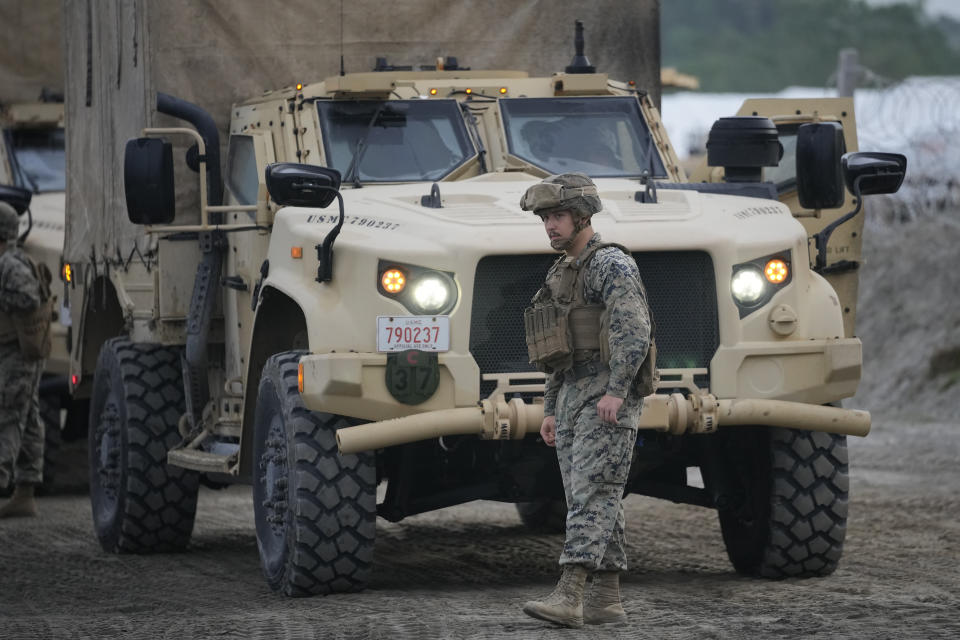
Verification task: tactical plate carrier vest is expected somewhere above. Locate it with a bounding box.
[524,242,658,397]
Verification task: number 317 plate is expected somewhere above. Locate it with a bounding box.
[377,316,450,352]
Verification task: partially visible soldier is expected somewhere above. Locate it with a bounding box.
[520,173,654,628]
[0,200,49,518]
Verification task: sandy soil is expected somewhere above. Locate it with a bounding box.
[1,414,958,640]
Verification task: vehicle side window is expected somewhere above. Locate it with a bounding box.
[225,135,258,205]
[763,125,799,194]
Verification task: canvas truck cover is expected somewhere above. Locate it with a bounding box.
[62,0,660,265]
[0,0,63,104]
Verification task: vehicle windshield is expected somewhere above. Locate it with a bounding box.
[3,127,66,192]
[500,97,667,178]
[315,100,474,183]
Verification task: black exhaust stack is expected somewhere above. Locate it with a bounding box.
[156,93,223,208]
[155,92,225,435]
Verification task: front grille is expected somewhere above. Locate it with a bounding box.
[469,251,719,397]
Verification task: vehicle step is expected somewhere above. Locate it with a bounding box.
[167,448,236,473]
[212,421,242,438]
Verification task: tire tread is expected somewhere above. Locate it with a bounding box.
[92,338,198,553]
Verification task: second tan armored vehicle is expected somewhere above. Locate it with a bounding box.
[65,41,904,595]
[0,97,85,489]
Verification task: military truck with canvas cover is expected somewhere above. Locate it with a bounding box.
[66,31,904,595]
[0,97,83,488]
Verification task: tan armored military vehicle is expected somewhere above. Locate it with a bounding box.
[66,37,904,595]
[0,97,84,488]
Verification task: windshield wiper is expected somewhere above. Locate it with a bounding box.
[342,103,387,188]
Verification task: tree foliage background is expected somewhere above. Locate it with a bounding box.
[662,0,960,91]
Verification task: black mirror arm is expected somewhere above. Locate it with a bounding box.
[813,174,865,273]
[315,190,346,283]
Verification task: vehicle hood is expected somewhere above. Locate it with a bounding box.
[276,173,807,266]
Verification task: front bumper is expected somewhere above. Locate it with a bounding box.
[300,337,862,420]
[709,337,862,404]
[298,351,480,420]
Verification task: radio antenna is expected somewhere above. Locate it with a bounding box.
[339,0,345,76]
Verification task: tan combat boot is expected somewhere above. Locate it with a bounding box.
[583,571,628,624]
[0,483,38,518]
[522,565,589,628]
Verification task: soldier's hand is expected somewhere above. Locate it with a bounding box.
[540,415,557,447]
[597,394,624,424]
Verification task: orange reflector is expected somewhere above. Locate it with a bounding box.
[381,268,406,293]
[429,88,438,96]
[628,80,636,86]
[291,246,303,259]
[499,87,508,94]
[298,362,304,393]
[296,82,303,91]
[765,259,788,284]
[465,88,472,94]
[62,263,72,283]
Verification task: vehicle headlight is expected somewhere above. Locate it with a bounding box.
[378,259,458,315]
[412,276,451,312]
[731,267,765,305]
[730,251,793,318]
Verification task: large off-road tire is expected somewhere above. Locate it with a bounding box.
[717,426,849,578]
[88,338,199,552]
[516,499,567,534]
[253,351,376,596]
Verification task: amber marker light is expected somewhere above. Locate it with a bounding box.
[464,88,472,94]
[298,362,305,393]
[62,263,72,283]
[291,246,303,259]
[429,88,438,96]
[296,83,303,91]
[381,268,406,294]
[765,259,789,284]
[499,87,508,94]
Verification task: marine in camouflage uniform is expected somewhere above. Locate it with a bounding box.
[519,173,651,628]
[0,201,44,518]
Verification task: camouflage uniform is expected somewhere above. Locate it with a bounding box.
[0,239,45,489]
[543,232,651,572]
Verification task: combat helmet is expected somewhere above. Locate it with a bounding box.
[519,172,602,222]
[0,201,20,242]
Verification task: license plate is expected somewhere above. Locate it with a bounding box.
[377,315,450,352]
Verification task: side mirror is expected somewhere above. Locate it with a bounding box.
[265,163,341,209]
[796,122,846,210]
[0,184,33,215]
[124,137,175,224]
[842,152,906,196]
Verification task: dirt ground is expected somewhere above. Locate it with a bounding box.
[1,412,958,640]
